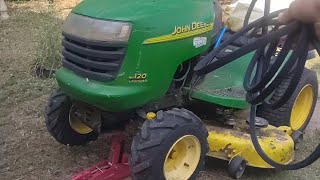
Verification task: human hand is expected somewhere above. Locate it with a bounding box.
[278,0,320,40]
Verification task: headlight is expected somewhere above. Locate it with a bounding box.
[63,13,132,42]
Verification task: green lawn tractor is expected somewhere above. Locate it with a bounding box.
[45,0,319,179]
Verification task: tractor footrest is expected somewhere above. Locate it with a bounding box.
[72,134,131,180]
[203,88,246,99]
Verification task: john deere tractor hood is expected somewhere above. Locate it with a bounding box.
[56,0,215,111]
[73,0,169,22]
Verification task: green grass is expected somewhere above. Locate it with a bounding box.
[0,10,60,109]
[33,10,62,78]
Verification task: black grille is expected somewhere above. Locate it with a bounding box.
[62,33,127,81]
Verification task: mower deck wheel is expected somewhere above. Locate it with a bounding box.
[45,89,98,146]
[228,156,246,179]
[130,108,208,180]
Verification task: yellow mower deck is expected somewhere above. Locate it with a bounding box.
[206,123,294,168]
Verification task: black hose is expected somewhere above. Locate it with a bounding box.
[194,0,320,170]
[243,0,257,27]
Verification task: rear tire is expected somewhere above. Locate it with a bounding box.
[45,89,98,146]
[257,68,318,131]
[130,108,208,180]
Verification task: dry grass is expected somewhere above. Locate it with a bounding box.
[7,0,80,78]
[0,3,102,180]
[1,1,320,180]
[32,10,62,78]
[306,53,320,81]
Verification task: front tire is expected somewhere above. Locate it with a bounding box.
[45,89,98,146]
[130,108,208,180]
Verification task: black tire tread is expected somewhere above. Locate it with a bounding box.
[131,108,208,180]
[45,89,98,146]
[228,156,246,179]
[257,68,318,131]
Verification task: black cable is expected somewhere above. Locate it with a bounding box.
[178,61,191,91]
[194,0,320,170]
[243,0,257,27]
[174,61,191,82]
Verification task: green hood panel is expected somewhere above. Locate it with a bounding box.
[73,0,166,22]
[57,0,217,112]
[73,0,213,23]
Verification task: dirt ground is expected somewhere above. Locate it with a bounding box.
[1,1,320,180]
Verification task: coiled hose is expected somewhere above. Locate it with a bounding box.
[194,0,320,170]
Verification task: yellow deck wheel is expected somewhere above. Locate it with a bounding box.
[164,135,201,180]
[290,85,314,131]
[69,105,93,134]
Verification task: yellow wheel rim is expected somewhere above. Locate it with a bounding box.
[164,135,201,180]
[290,85,314,130]
[69,105,93,134]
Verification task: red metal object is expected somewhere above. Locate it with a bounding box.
[72,134,131,180]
